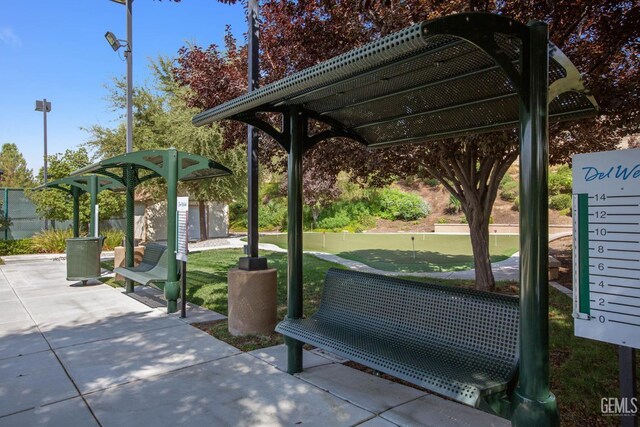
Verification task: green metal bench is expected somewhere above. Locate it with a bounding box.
[114,242,172,286]
[276,268,520,416]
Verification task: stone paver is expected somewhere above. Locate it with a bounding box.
[0,397,98,427]
[57,323,240,393]
[0,321,49,360]
[380,394,509,427]
[297,363,427,414]
[85,353,374,427]
[0,351,78,417]
[249,344,334,371]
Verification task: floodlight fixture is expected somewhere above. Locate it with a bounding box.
[35,100,51,112]
[110,0,126,4]
[104,31,124,52]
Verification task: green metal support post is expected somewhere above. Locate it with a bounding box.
[512,21,559,427]
[125,165,135,293]
[286,106,304,374]
[71,186,80,238]
[89,174,98,237]
[164,151,180,313]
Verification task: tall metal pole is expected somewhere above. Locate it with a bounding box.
[164,151,180,314]
[125,0,133,153]
[512,21,559,427]
[238,0,267,271]
[43,99,49,230]
[89,175,99,237]
[247,0,259,258]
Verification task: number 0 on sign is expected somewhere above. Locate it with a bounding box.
[572,148,640,349]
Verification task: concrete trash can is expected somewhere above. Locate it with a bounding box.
[66,236,105,285]
[228,268,277,336]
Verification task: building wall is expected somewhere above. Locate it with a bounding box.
[138,200,228,242]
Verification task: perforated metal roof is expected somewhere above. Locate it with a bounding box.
[193,13,597,147]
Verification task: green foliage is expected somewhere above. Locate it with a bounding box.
[373,188,430,221]
[84,59,247,206]
[446,194,462,214]
[512,196,520,211]
[424,177,440,187]
[30,228,74,254]
[0,239,34,256]
[549,194,572,211]
[0,143,35,188]
[315,199,376,232]
[102,229,125,250]
[436,217,449,224]
[548,165,572,196]
[258,198,288,231]
[499,174,519,202]
[28,148,125,225]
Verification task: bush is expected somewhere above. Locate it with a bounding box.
[445,194,462,214]
[315,200,376,232]
[436,217,449,224]
[373,188,430,221]
[549,165,572,196]
[512,197,520,211]
[102,229,125,250]
[258,198,288,231]
[424,178,440,187]
[0,239,34,256]
[549,194,572,211]
[30,228,74,253]
[499,174,519,202]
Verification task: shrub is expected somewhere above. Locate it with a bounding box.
[0,239,34,256]
[102,229,125,250]
[512,197,520,211]
[258,198,288,231]
[548,165,572,196]
[315,200,376,232]
[549,194,572,211]
[424,178,440,187]
[373,188,430,221]
[436,217,449,224]
[499,175,519,202]
[445,194,462,214]
[30,228,74,253]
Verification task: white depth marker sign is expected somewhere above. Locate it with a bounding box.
[572,148,640,349]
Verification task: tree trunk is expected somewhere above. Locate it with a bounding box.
[199,200,207,241]
[468,213,495,291]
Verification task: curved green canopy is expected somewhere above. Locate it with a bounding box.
[194,13,597,150]
[33,175,124,194]
[70,149,231,183]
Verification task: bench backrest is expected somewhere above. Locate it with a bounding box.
[315,268,519,364]
[140,243,167,268]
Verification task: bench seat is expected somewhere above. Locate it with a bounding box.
[114,242,170,286]
[276,268,519,411]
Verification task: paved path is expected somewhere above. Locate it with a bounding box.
[0,256,508,427]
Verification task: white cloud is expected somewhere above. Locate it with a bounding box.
[0,27,22,47]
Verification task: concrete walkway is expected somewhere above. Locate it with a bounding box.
[0,256,509,426]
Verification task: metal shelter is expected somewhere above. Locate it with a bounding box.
[33,175,124,237]
[70,149,232,312]
[193,13,598,425]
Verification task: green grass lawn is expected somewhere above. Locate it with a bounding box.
[258,232,519,273]
[106,247,634,426]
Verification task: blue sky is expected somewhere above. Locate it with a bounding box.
[0,0,246,176]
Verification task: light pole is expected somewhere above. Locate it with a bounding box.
[35,99,51,230]
[106,0,132,153]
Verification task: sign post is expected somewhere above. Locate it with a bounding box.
[572,149,639,425]
[176,197,189,318]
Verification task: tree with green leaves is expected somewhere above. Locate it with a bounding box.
[0,143,35,188]
[84,59,247,239]
[28,148,125,230]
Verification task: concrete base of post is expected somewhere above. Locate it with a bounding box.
[228,268,277,336]
[114,245,145,281]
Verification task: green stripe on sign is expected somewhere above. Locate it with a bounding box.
[578,193,590,315]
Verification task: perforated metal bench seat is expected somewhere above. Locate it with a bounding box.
[275,268,520,409]
[114,242,171,286]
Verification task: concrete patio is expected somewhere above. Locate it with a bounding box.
[0,255,509,426]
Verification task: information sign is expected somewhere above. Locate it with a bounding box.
[176,197,189,262]
[572,148,640,349]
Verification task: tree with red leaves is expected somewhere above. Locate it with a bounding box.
[175,1,638,291]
